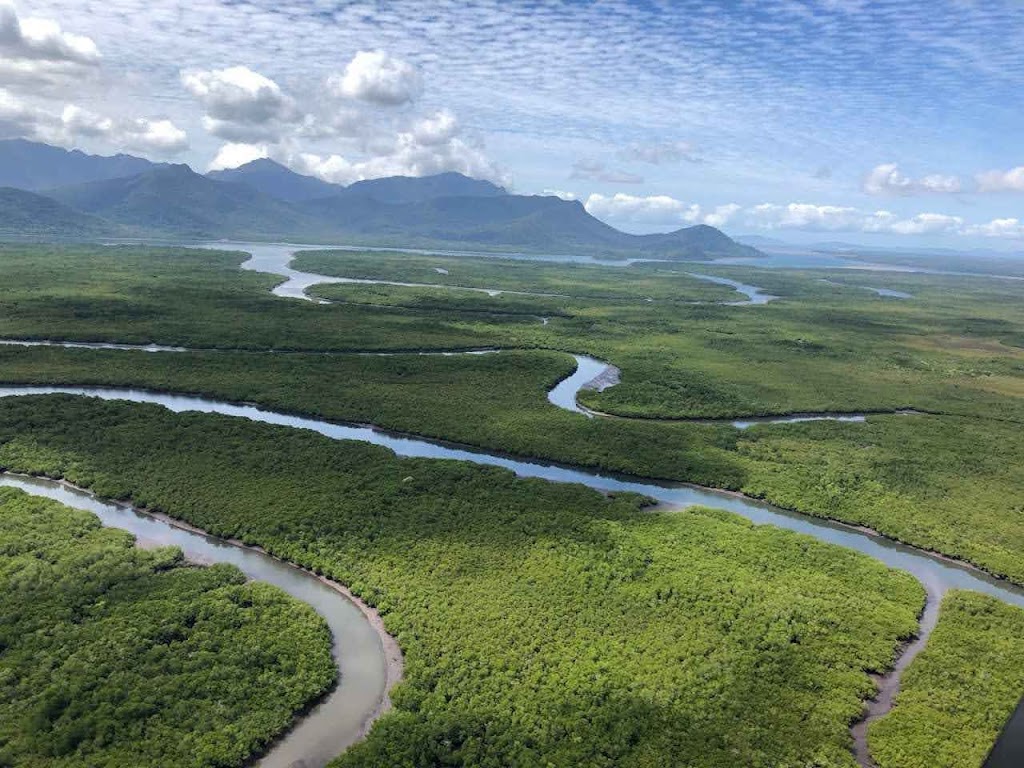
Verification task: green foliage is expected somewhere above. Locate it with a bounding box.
[0,244,530,352]
[3,342,1024,583]
[869,591,1024,768]
[0,396,924,768]
[294,249,739,302]
[0,487,335,768]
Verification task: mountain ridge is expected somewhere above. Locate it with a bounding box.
[0,139,162,191]
[1,140,758,259]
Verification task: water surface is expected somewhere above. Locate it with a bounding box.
[0,473,389,768]
[1,385,1021,616]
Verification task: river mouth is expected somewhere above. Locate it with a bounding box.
[0,472,397,768]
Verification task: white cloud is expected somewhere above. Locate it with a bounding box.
[0,2,99,64]
[976,166,1024,193]
[51,104,187,154]
[873,212,962,235]
[182,66,292,141]
[58,104,111,137]
[586,192,696,223]
[584,193,740,229]
[292,129,502,187]
[0,5,186,160]
[583,194,985,238]
[329,50,422,106]
[703,203,742,227]
[121,118,188,154]
[965,218,1024,238]
[410,109,458,146]
[749,202,864,230]
[179,53,500,185]
[747,203,962,234]
[863,163,961,196]
[207,142,270,171]
[0,96,187,155]
[541,189,577,200]
[0,86,39,134]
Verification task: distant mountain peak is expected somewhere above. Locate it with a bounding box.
[229,157,292,172]
[341,172,507,204]
[207,159,342,203]
[0,138,162,191]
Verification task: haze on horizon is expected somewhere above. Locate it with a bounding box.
[1,0,1022,250]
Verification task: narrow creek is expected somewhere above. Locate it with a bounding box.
[0,472,400,768]
[548,354,918,429]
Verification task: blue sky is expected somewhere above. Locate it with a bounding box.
[1,0,1023,248]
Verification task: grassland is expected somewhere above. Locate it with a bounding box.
[0,486,335,768]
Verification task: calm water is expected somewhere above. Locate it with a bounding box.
[198,241,771,305]
[684,272,779,304]
[215,241,574,302]
[1,385,1022,617]
[0,339,189,352]
[550,354,890,429]
[0,473,388,768]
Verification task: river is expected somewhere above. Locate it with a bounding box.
[0,473,397,768]
[4,240,1022,765]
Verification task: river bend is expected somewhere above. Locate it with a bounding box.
[0,473,397,768]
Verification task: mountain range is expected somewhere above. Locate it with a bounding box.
[0,139,759,259]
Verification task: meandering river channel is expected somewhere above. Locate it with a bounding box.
[0,472,399,768]
[2,241,1021,765]
[1,382,1023,762]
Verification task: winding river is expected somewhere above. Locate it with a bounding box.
[548,353,915,430]
[3,241,1021,765]
[213,241,775,306]
[1,382,1024,764]
[0,472,399,768]
[230,242,568,303]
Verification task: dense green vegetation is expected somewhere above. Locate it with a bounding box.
[2,344,1024,583]
[2,243,1024,764]
[0,395,923,768]
[0,486,335,768]
[293,249,739,302]
[0,244,535,351]
[869,591,1024,768]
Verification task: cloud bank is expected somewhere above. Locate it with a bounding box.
[586,192,1020,240]
[863,163,961,196]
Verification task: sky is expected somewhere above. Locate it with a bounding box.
[1,0,1023,249]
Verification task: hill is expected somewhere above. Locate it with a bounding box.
[0,187,119,238]
[45,165,329,239]
[3,139,758,259]
[207,158,342,202]
[302,193,756,258]
[0,139,160,191]
[339,171,507,204]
